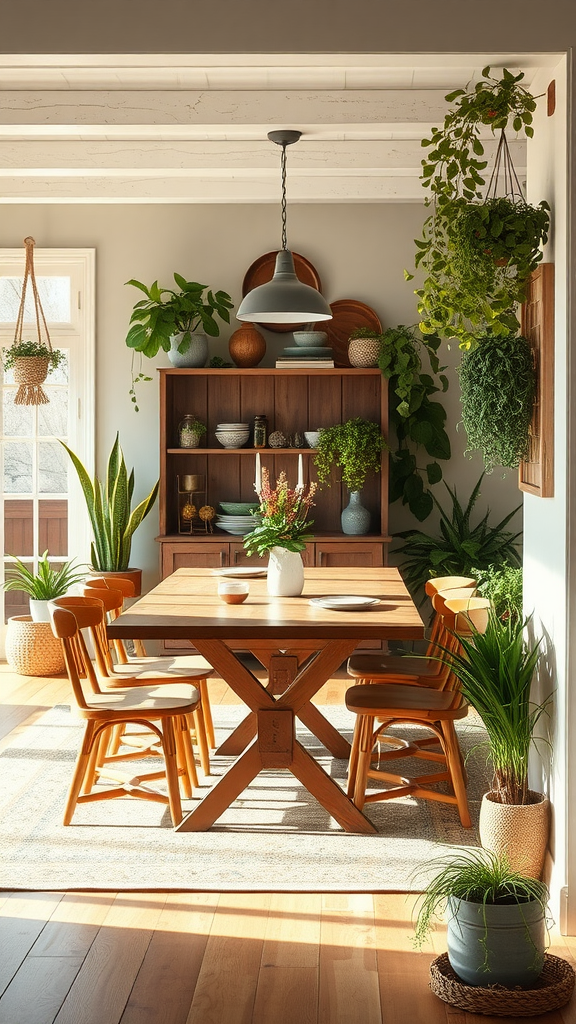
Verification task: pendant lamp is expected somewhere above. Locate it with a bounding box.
[237,130,333,324]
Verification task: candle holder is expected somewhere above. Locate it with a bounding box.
[177,474,210,534]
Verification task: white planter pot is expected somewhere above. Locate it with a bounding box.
[267,547,305,597]
[168,332,208,368]
[479,790,550,879]
[29,599,51,622]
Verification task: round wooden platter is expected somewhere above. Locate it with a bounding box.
[242,251,323,333]
[320,299,382,367]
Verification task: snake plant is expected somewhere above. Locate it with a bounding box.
[60,434,159,571]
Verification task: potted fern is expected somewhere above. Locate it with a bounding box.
[60,433,159,595]
[313,417,388,535]
[414,849,548,988]
[440,610,551,878]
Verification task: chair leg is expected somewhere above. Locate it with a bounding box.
[180,716,199,789]
[81,727,109,794]
[440,719,471,828]
[347,717,362,798]
[193,705,211,775]
[198,678,215,748]
[63,720,98,825]
[174,718,193,799]
[160,718,183,827]
[353,715,376,811]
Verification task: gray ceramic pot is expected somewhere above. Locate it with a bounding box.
[341,490,371,535]
[168,332,208,368]
[447,895,546,988]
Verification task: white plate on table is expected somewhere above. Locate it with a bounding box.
[213,566,267,578]
[309,595,381,611]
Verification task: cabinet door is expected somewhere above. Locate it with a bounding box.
[161,541,229,578]
[315,543,384,568]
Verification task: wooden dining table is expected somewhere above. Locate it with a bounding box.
[107,566,424,834]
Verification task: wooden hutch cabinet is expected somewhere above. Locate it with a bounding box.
[157,366,390,648]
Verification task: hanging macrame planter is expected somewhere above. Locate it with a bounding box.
[9,237,56,405]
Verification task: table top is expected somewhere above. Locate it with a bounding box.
[107,566,425,642]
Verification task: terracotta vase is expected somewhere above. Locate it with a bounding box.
[479,790,550,879]
[228,325,266,367]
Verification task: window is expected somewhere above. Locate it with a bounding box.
[0,249,95,649]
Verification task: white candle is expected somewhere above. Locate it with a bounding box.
[255,452,262,495]
[297,453,304,491]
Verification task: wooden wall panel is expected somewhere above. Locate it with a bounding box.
[38,500,68,556]
[4,499,33,557]
[519,263,554,497]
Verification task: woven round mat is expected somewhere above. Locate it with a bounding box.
[430,952,575,1017]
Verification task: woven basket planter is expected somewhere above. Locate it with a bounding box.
[348,336,381,367]
[430,952,575,1017]
[13,356,50,405]
[479,790,550,879]
[5,615,65,676]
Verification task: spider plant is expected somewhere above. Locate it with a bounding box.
[438,610,548,805]
[2,550,86,599]
[413,848,548,966]
[60,433,159,572]
[394,475,521,598]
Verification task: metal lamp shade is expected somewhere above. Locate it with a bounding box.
[237,250,333,323]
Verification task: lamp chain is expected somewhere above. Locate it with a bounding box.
[280,142,288,251]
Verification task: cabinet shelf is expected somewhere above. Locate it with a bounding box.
[167,447,316,455]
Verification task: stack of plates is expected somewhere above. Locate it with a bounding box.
[215,513,260,536]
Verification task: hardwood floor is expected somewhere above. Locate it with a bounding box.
[1,662,575,1024]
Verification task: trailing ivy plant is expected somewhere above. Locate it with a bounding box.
[394,475,521,599]
[457,333,536,470]
[378,325,450,522]
[313,418,388,493]
[408,67,547,349]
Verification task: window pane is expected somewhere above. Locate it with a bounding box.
[2,390,33,436]
[39,499,68,556]
[4,499,33,556]
[38,389,68,437]
[46,350,69,385]
[0,276,71,323]
[4,440,32,492]
[38,441,67,493]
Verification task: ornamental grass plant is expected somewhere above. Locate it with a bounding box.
[2,551,86,600]
[438,610,548,805]
[243,467,316,555]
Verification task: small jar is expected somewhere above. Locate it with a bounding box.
[179,414,202,448]
[253,415,268,448]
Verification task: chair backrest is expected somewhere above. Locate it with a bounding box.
[83,577,144,662]
[425,576,476,598]
[86,576,136,598]
[425,584,477,661]
[442,596,491,636]
[49,596,107,707]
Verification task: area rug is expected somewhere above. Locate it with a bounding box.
[0,703,490,891]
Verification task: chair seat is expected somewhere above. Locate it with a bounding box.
[112,654,213,679]
[346,682,465,715]
[82,683,200,717]
[347,653,439,679]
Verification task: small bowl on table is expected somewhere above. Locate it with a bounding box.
[217,580,250,604]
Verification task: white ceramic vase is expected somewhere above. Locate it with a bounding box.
[267,546,305,597]
[29,599,51,622]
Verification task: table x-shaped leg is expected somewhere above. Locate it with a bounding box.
[216,644,355,760]
[175,638,375,834]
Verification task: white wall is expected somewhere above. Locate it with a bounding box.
[524,58,570,924]
[0,202,521,589]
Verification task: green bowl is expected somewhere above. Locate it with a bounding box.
[219,501,260,515]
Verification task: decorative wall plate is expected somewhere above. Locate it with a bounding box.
[320,299,382,367]
[242,251,323,333]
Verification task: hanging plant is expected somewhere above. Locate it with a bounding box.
[408,68,548,349]
[313,418,388,493]
[457,333,536,470]
[2,237,63,405]
[378,325,450,521]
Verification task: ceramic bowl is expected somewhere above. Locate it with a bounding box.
[219,502,260,515]
[217,580,250,604]
[304,430,323,448]
[293,331,329,347]
[215,430,250,448]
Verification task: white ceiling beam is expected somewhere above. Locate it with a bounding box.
[0,90,453,126]
[0,138,526,170]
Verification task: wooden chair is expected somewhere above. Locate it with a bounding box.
[347,576,477,688]
[49,596,201,827]
[84,577,216,752]
[77,585,211,776]
[344,598,490,828]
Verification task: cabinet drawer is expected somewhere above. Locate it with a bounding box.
[228,543,267,568]
[161,541,229,577]
[315,542,384,568]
